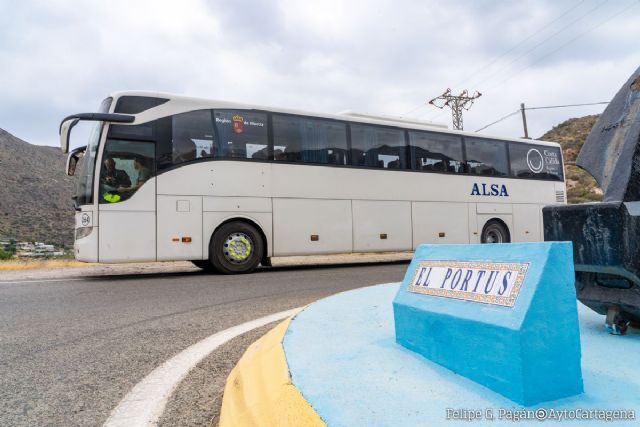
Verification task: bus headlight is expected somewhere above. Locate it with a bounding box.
[75,226,93,240]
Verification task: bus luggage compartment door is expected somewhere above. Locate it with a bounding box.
[352,200,412,252]
[272,198,352,256]
[412,202,469,245]
[157,195,203,261]
[512,204,543,242]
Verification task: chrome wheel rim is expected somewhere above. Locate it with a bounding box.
[223,232,253,264]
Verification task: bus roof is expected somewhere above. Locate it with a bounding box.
[108,90,562,148]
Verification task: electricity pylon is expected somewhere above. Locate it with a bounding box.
[429,89,482,130]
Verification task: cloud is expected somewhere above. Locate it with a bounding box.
[0,0,638,146]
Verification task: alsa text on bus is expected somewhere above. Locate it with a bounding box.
[471,183,509,197]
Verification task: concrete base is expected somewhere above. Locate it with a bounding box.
[283,284,640,426]
[393,243,582,405]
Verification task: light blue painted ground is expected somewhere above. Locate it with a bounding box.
[283,283,640,427]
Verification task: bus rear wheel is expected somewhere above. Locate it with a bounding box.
[481,220,510,244]
[210,221,263,274]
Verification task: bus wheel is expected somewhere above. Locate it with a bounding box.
[210,221,263,274]
[481,220,510,244]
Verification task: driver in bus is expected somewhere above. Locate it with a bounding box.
[101,157,131,188]
[117,156,151,194]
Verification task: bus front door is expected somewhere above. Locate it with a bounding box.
[97,140,157,262]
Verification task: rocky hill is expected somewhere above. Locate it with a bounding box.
[0,116,603,246]
[0,128,75,246]
[538,115,603,204]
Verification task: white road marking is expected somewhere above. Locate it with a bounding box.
[103,307,302,427]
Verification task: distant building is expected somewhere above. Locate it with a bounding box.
[15,241,66,258]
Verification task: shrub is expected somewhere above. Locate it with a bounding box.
[0,247,13,260]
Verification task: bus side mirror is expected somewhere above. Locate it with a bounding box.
[66,155,78,176]
[60,118,79,153]
[66,145,86,176]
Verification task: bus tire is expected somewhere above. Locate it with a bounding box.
[210,221,264,274]
[481,220,510,244]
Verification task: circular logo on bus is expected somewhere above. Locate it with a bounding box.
[526,149,544,173]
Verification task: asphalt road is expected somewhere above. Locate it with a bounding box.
[0,261,408,427]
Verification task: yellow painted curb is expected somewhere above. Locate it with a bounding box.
[218,317,326,427]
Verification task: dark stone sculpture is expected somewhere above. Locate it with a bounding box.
[544,66,640,334]
[577,67,640,202]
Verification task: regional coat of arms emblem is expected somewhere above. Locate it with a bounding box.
[232,115,244,134]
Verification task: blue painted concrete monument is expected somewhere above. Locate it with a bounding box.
[393,242,583,406]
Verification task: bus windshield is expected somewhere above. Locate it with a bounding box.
[75,98,112,205]
[75,121,102,205]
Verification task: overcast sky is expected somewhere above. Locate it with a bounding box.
[1,0,639,146]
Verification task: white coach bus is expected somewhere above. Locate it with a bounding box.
[60,91,566,274]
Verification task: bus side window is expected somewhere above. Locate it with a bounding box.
[408,131,464,173]
[172,110,215,164]
[99,140,155,204]
[272,115,348,165]
[465,138,509,177]
[350,124,406,169]
[213,110,268,160]
[508,143,564,181]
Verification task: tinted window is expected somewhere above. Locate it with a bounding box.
[409,131,465,173]
[108,122,155,140]
[465,137,508,176]
[272,115,348,165]
[172,110,215,164]
[509,143,563,181]
[99,140,155,204]
[114,96,169,114]
[214,110,268,160]
[351,125,406,169]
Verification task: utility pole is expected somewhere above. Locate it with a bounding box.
[429,89,482,130]
[520,103,530,139]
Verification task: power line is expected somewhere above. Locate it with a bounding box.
[465,0,609,91]
[475,110,520,132]
[401,1,587,118]
[525,101,609,110]
[420,108,449,123]
[421,99,606,130]
[427,1,622,125]
[483,0,639,93]
[450,0,586,92]
[402,103,429,117]
[463,2,635,132]
[403,0,637,124]
[475,100,610,132]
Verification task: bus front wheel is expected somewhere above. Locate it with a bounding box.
[481,220,510,244]
[210,221,264,274]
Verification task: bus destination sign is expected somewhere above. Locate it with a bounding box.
[408,260,529,307]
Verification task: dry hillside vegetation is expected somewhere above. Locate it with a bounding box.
[0,128,75,245]
[538,115,603,204]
